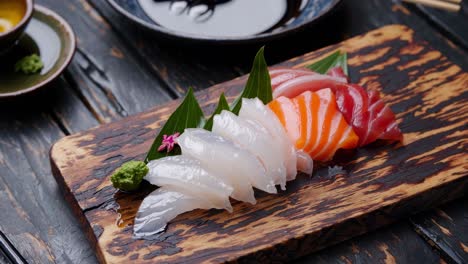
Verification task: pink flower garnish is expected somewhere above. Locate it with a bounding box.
[158,132,180,153]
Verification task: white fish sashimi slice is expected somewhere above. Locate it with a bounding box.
[146,156,233,212]
[213,110,287,190]
[179,129,276,203]
[245,119,289,184]
[296,150,314,175]
[178,129,275,198]
[239,98,298,181]
[133,187,212,239]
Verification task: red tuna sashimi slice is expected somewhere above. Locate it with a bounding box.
[335,86,402,145]
[364,90,403,143]
[334,84,371,145]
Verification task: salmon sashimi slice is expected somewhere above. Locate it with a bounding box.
[268,88,359,162]
[293,92,310,149]
[270,67,403,146]
[305,92,320,153]
[306,90,335,158]
[308,89,359,161]
[268,97,302,148]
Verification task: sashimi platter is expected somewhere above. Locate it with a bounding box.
[130,47,403,238]
[50,25,468,263]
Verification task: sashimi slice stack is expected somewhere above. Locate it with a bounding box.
[133,66,403,239]
[270,67,402,147]
[134,98,313,239]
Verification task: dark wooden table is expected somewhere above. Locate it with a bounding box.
[1,1,467,263]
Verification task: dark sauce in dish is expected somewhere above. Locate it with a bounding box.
[138,0,310,37]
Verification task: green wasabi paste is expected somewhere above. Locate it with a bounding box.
[110,161,148,192]
[15,54,43,74]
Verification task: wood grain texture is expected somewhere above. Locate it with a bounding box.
[92,2,468,262]
[37,0,173,121]
[332,2,468,263]
[411,197,468,264]
[49,25,468,263]
[53,6,467,264]
[48,77,100,134]
[409,1,468,50]
[338,0,467,72]
[0,1,465,263]
[297,222,444,264]
[0,92,97,264]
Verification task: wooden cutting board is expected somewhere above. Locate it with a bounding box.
[50,25,468,263]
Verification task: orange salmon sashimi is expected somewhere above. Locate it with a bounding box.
[268,88,359,162]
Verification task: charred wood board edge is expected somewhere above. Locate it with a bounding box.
[49,24,468,263]
[50,157,107,263]
[236,176,468,263]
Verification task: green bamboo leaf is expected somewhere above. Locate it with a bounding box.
[144,47,275,162]
[306,50,348,75]
[204,93,230,131]
[145,87,205,163]
[336,52,348,75]
[231,47,272,114]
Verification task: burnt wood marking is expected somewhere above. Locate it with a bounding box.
[50,25,468,263]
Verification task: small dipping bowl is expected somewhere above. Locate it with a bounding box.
[0,0,34,54]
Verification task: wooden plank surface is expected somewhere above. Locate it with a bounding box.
[37,0,174,119]
[1,0,467,263]
[337,0,467,71]
[0,90,97,264]
[408,1,468,50]
[50,25,468,263]
[337,1,468,263]
[297,222,444,264]
[411,196,468,263]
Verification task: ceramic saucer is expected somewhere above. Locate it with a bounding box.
[0,5,76,98]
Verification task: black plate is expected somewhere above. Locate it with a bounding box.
[107,0,342,44]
